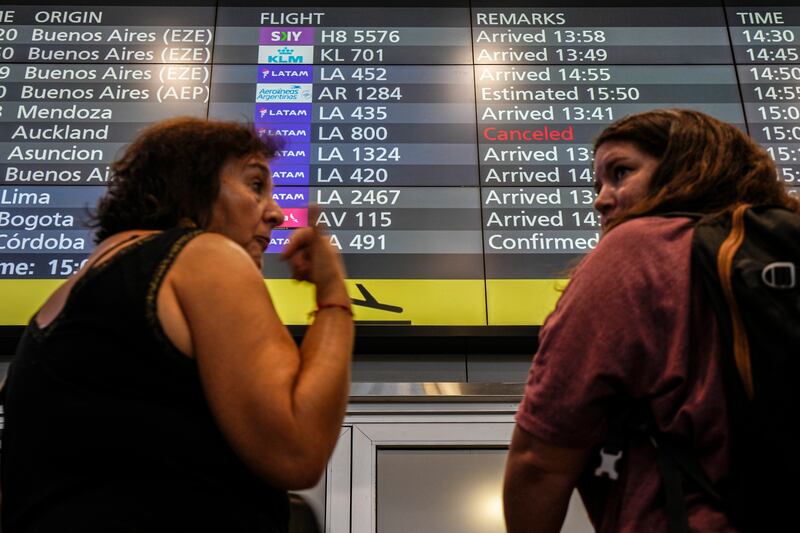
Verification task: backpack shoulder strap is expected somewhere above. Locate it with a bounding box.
[713,204,754,399]
[651,432,724,533]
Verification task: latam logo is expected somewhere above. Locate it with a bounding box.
[278,208,308,228]
[259,64,313,83]
[266,229,292,254]
[270,164,310,185]
[275,143,311,164]
[273,187,309,207]
[260,27,314,45]
[255,103,312,122]
[258,45,313,64]
[255,83,313,103]
[255,124,310,141]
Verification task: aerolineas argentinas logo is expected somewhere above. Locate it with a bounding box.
[255,83,313,103]
[258,45,313,64]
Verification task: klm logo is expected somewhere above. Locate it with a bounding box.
[267,47,302,63]
[258,45,313,65]
[272,56,302,63]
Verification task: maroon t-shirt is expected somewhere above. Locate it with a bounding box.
[517,217,736,532]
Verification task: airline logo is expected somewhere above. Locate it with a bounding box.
[266,229,292,253]
[279,208,308,228]
[255,124,310,142]
[255,83,312,103]
[260,27,314,45]
[258,45,313,64]
[273,187,309,207]
[275,143,311,164]
[270,164,310,185]
[259,65,313,83]
[255,103,312,122]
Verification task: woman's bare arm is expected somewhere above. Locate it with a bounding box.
[504,425,591,533]
[167,232,353,489]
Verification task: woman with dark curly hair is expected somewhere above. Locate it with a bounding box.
[1,117,353,533]
[504,109,799,532]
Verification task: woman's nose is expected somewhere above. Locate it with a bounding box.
[266,200,284,227]
[593,185,614,214]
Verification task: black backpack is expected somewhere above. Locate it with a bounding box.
[686,204,799,531]
[597,205,800,532]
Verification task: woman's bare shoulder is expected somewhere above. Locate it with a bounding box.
[182,231,244,252]
[166,232,268,312]
[174,232,259,274]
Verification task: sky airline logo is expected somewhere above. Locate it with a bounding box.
[278,208,308,228]
[255,124,310,142]
[259,65,313,83]
[270,164,309,185]
[273,187,309,207]
[266,229,292,253]
[275,143,311,164]
[255,83,312,103]
[260,27,314,45]
[255,103,312,122]
[258,45,313,64]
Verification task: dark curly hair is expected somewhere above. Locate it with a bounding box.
[594,109,800,230]
[91,117,283,243]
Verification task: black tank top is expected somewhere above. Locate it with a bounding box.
[1,228,289,533]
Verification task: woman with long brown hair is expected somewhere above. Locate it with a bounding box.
[504,109,798,533]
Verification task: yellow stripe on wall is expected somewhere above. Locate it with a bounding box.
[267,279,487,326]
[486,279,568,326]
[0,280,66,325]
[0,278,566,327]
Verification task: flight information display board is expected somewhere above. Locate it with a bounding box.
[1,0,798,327]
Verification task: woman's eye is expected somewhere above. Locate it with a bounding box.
[614,166,631,180]
[251,180,264,193]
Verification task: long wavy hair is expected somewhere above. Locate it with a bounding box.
[91,117,283,243]
[594,109,800,231]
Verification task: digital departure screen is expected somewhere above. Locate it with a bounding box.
[1,0,799,327]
